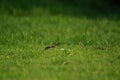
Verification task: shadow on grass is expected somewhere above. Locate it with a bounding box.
[0,0,120,20]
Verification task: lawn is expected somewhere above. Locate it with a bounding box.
[0,0,120,80]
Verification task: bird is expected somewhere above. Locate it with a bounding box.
[45,42,60,50]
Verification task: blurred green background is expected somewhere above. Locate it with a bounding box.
[0,0,120,19]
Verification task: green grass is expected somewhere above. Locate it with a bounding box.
[0,1,120,80]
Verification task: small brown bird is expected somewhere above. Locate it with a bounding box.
[45,42,60,50]
[96,46,105,50]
